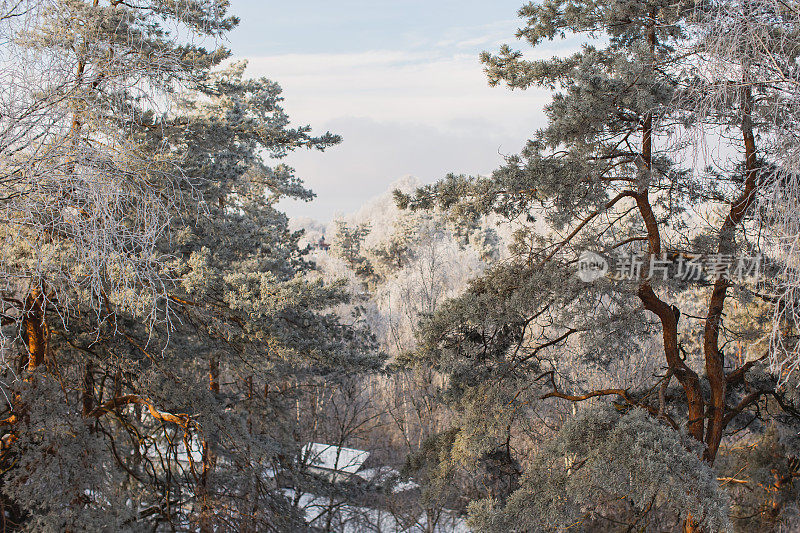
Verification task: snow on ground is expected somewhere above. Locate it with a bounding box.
[282,489,469,532]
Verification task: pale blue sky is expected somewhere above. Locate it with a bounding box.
[226,1,562,221]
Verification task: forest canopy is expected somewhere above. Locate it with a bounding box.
[1,0,800,532]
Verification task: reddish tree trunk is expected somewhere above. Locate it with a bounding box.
[23,288,48,371]
[200,355,219,532]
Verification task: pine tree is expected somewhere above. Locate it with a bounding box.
[397,0,799,529]
[0,2,380,530]
[330,221,374,280]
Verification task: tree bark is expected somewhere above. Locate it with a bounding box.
[683,511,702,533]
[22,287,48,371]
[636,12,706,444]
[636,14,704,531]
[200,355,219,532]
[81,363,94,416]
[702,78,759,468]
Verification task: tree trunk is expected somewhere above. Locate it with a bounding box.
[209,355,220,395]
[701,80,759,466]
[81,363,94,416]
[22,287,48,371]
[200,355,219,532]
[637,13,709,531]
[683,511,701,533]
[637,11,706,444]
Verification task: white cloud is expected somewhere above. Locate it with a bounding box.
[237,35,579,221]
[277,116,531,221]
[241,48,552,136]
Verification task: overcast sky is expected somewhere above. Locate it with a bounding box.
[226,1,563,221]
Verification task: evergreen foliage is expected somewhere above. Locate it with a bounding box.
[2,0,800,531]
[396,0,800,530]
[0,2,380,530]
